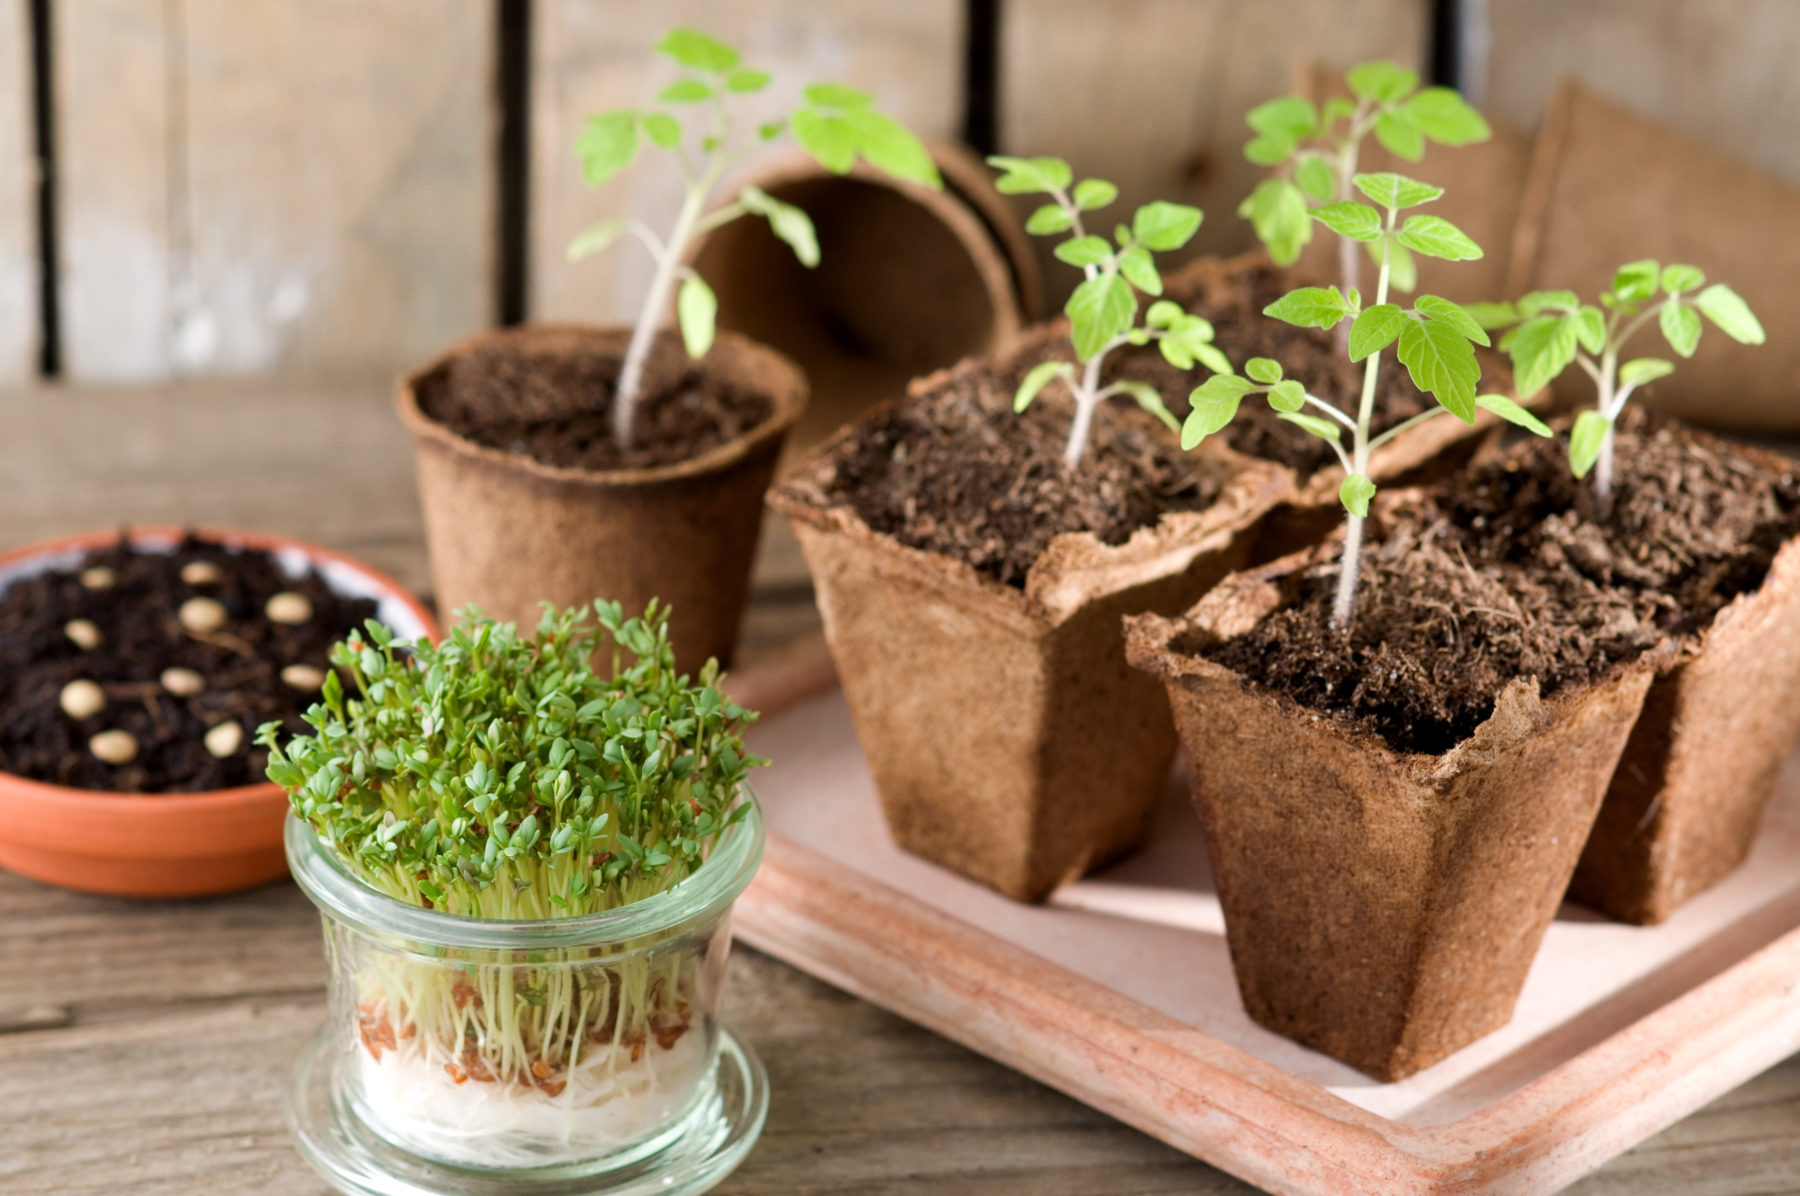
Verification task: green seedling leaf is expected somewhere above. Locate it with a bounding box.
[1269,379,1307,412]
[1132,201,1203,251]
[1112,380,1181,432]
[1073,178,1119,210]
[791,109,858,173]
[803,82,873,108]
[1354,171,1443,210]
[1619,357,1674,386]
[1245,357,1283,384]
[1474,393,1552,436]
[1346,60,1417,104]
[642,113,681,149]
[576,110,640,186]
[1313,201,1383,242]
[1465,301,1520,329]
[1611,259,1660,304]
[1295,154,1335,201]
[739,185,819,266]
[1182,375,1255,449]
[1066,274,1136,360]
[1239,178,1311,266]
[1340,473,1377,517]
[1415,294,1491,346]
[1265,285,1357,329]
[567,219,627,261]
[1368,239,1418,292]
[1145,299,1184,328]
[758,119,785,141]
[659,79,713,104]
[1279,411,1342,440]
[1397,316,1480,421]
[1406,87,1491,145]
[1374,108,1426,161]
[1027,204,1074,234]
[1660,263,1705,294]
[726,68,771,93]
[1396,214,1482,261]
[987,154,1072,194]
[1693,284,1765,343]
[1246,95,1318,140]
[1118,245,1162,295]
[1509,314,1578,395]
[1014,360,1074,412]
[1572,305,1606,355]
[1245,134,1296,167]
[1518,289,1580,317]
[842,107,941,187]
[677,274,717,358]
[1660,299,1702,357]
[1349,303,1406,361]
[1054,235,1113,268]
[1569,410,1610,478]
[657,28,740,72]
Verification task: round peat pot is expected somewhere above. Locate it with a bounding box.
[687,144,1040,456]
[284,796,769,1195]
[0,527,438,898]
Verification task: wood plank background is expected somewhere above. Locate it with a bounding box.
[0,0,33,384]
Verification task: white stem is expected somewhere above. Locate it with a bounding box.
[1593,350,1619,503]
[1594,428,1615,501]
[613,184,708,450]
[1063,352,1105,470]
[1330,203,1396,627]
[1332,514,1365,623]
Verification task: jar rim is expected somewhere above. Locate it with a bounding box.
[284,788,765,949]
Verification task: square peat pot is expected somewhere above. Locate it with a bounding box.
[724,648,1800,1196]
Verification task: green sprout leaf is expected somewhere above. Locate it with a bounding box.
[1611,259,1660,304]
[1117,245,1161,295]
[1026,204,1074,235]
[1406,88,1491,145]
[1569,409,1610,478]
[1693,284,1765,344]
[1509,315,1578,395]
[1518,289,1580,317]
[1354,171,1443,210]
[1619,357,1675,386]
[1374,108,1426,161]
[1246,95,1318,141]
[1339,473,1377,517]
[1346,60,1418,104]
[642,112,682,149]
[1295,155,1335,201]
[1474,393,1552,436]
[1660,299,1702,357]
[657,28,740,72]
[987,154,1073,195]
[726,68,771,93]
[1264,285,1357,329]
[1465,301,1520,329]
[1349,303,1406,361]
[1066,273,1136,360]
[576,110,640,186]
[1111,379,1180,432]
[1660,263,1705,294]
[1240,178,1311,266]
[677,273,717,358]
[1245,357,1283,384]
[1572,305,1607,355]
[1073,178,1119,210]
[1054,235,1113,268]
[803,82,873,108]
[1414,295,1491,346]
[659,79,713,104]
[1014,359,1074,413]
[1368,239,1418,292]
[1132,201,1203,251]
[1269,378,1307,412]
[567,219,627,261]
[791,108,858,173]
[739,185,819,267]
[842,107,941,187]
[1396,316,1480,422]
[1313,201,1383,242]
[1280,411,1342,441]
[1182,375,1255,449]
[1396,214,1482,261]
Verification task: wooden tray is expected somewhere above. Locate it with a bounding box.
[727,642,1800,1195]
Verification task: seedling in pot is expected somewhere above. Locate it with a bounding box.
[1239,60,1489,303]
[569,27,942,449]
[990,155,1229,468]
[1182,169,1549,623]
[1473,262,1765,501]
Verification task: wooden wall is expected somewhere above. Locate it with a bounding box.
[2,0,1799,388]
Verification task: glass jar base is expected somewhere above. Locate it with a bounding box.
[286,1022,769,1196]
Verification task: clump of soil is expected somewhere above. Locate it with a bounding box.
[814,363,1228,588]
[0,534,380,793]
[420,343,772,471]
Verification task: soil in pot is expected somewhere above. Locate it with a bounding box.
[1436,411,1800,922]
[0,533,379,793]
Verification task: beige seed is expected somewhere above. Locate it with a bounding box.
[59,679,107,720]
[80,566,117,590]
[266,591,313,625]
[89,729,139,765]
[160,667,205,697]
[180,560,223,585]
[178,596,228,634]
[281,663,326,690]
[64,619,102,649]
[203,721,243,758]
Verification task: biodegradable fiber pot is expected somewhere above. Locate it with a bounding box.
[1126,545,1662,1081]
[398,326,805,674]
[770,374,1288,902]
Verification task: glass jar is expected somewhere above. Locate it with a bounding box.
[284,794,768,1195]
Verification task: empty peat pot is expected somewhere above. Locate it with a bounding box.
[0,527,436,898]
[770,358,1288,902]
[1126,536,1665,1081]
[397,326,805,674]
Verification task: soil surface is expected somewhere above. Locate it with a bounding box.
[1202,413,1800,756]
[0,534,380,793]
[420,343,772,471]
[813,362,1229,588]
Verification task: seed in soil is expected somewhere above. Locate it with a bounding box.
[266,592,313,625]
[64,619,101,649]
[80,566,116,590]
[204,722,244,758]
[89,730,139,765]
[281,663,326,690]
[160,667,205,696]
[59,680,106,720]
[181,560,223,585]
[178,596,228,634]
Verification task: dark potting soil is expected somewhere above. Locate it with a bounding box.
[817,363,1228,588]
[1201,413,1800,756]
[0,534,380,793]
[420,343,772,471]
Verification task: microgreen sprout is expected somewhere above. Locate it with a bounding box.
[1240,60,1489,303]
[1472,263,1765,501]
[989,155,1229,468]
[570,27,942,450]
[1182,169,1549,624]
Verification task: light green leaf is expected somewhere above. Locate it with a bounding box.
[791,109,857,173]
[1346,60,1418,104]
[1569,410,1610,479]
[657,28,740,72]
[1660,263,1705,294]
[1407,87,1491,145]
[1182,375,1256,449]
[739,185,819,267]
[1464,301,1520,330]
[1026,203,1074,235]
[1415,295,1491,346]
[1118,245,1162,295]
[843,108,942,187]
[1195,343,1233,375]
[1619,357,1675,387]
[1245,357,1283,384]
[642,112,681,149]
[1374,108,1425,161]
[758,120,785,141]
[1572,305,1607,355]
[1610,259,1660,304]
[1280,411,1342,441]
[1145,299,1185,329]
[1014,360,1074,413]
[1245,134,1296,167]
[725,68,771,93]
[1693,284,1765,344]
[658,79,713,104]
[1269,379,1307,412]
[1073,178,1118,210]
[575,110,640,186]
[987,154,1072,195]
[1348,303,1406,361]
[1312,201,1383,242]
[1264,285,1356,329]
[1660,299,1702,357]
[1397,316,1480,422]
[1397,214,1482,261]
[1238,178,1312,266]
[1475,393,1552,436]
[803,82,873,108]
[1295,154,1335,201]
[1112,379,1180,432]
[1518,289,1580,317]
[1054,235,1113,268]
[566,219,627,261]
[1132,201,1203,251]
[1354,171,1443,210]
[1246,95,1318,139]
[677,274,717,358]
[1066,274,1136,360]
[1509,314,1578,395]
[1339,473,1377,517]
[1369,239,1418,292]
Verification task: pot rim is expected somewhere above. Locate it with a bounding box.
[0,524,440,824]
[394,324,808,489]
[285,790,765,950]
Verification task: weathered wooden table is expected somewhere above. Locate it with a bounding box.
[3,379,1796,1195]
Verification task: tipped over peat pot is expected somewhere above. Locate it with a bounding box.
[770,356,1288,902]
[397,326,805,675]
[1127,515,1667,1080]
